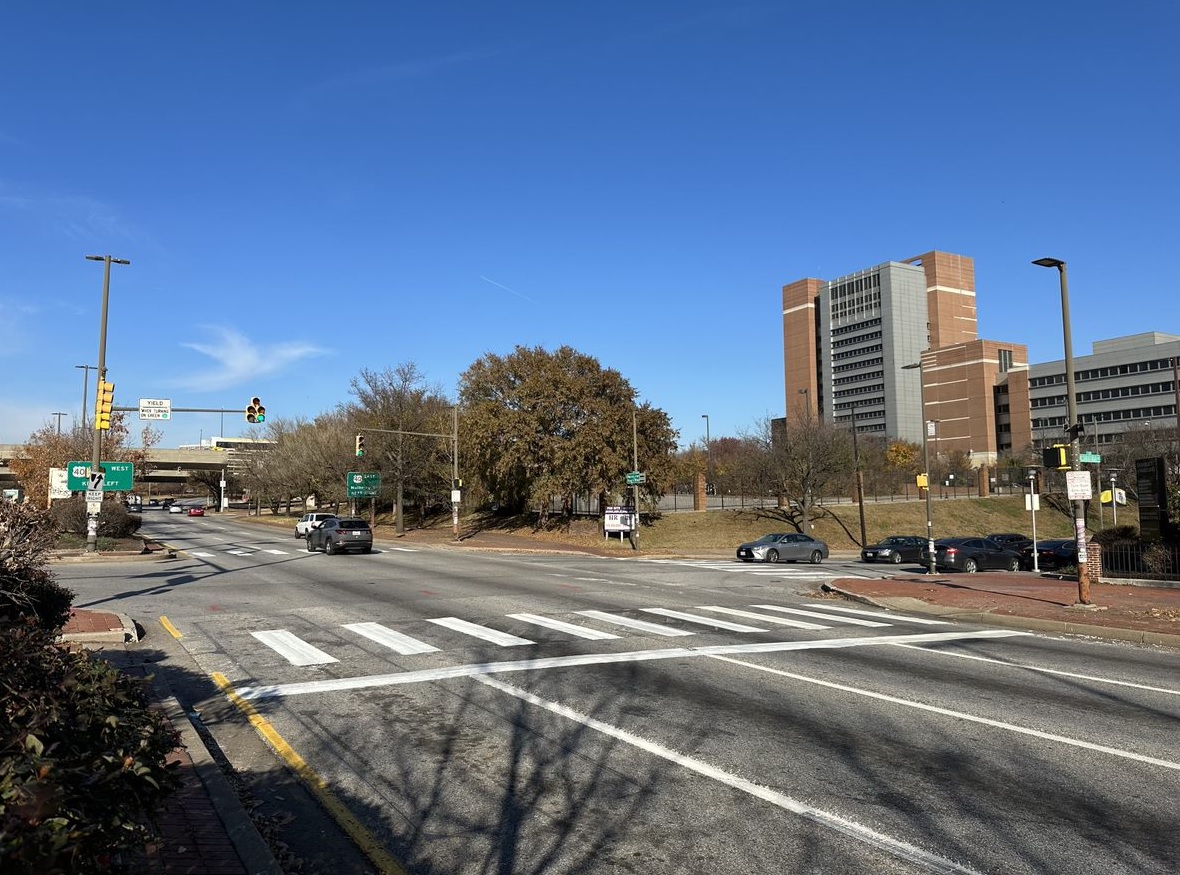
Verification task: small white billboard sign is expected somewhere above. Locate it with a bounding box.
[49,467,71,500]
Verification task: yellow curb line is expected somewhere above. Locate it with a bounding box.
[210,672,406,875]
[159,616,183,639]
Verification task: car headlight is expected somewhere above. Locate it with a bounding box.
[877,548,893,555]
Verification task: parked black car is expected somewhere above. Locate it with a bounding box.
[1020,538,1078,571]
[306,517,373,555]
[861,535,927,564]
[987,532,1034,553]
[922,537,1023,573]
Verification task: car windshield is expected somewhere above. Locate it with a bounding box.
[752,534,783,545]
[880,537,907,546]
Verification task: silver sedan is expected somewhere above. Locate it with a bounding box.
[736,533,829,563]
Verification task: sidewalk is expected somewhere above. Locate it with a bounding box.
[55,543,1180,874]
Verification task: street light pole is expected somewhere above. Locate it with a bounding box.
[850,404,867,547]
[75,364,97,431]
[52,412,69,435]
[701,414,711,497]
[84,254,130,552]
[1033,257,1091,605]
[903,361,936,574]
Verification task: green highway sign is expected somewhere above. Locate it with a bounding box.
[66,461,134,492]
[347,471,381,498]
[1079,452,1102,464]
[625,471,646,485]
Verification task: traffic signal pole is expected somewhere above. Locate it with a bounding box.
[84,255,129,553]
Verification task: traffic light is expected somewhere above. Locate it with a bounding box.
[1042,444,1069,470]
[246,397,266,423]
[355,433,365,457]
[94,381,114,430]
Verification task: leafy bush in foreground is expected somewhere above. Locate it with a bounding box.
[0,501,74,631]
[0,624,180,873]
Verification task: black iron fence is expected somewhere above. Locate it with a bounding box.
[1100,541,1180,582]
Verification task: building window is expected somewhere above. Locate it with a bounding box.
[998,349,1013,373]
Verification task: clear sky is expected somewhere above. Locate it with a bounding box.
[2,1,1176,449]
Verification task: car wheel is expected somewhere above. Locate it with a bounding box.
[306,537,316,552]
[891,552,903,564]
[766,549,779,563]
[964,558,978,573]
[810,550,823,564]
[1007,557,1020,572]
[326,539,337,556]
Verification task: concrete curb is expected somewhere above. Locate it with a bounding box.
[821,584,1180,649]
[153,688,284,875]
[59,611,140,644]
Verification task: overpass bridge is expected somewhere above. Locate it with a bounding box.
[0,442,270,491]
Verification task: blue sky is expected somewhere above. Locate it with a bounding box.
[3,1,1176,449]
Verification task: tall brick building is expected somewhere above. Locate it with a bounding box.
[782,250,1027,466]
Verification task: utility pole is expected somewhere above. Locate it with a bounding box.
[850,404,867,547]
[75,364,97,430]
[631,406,640,551]
[52,412,69,435]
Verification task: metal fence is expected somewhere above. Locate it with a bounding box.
[1099,541,1180,582]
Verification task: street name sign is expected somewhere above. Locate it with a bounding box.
[1079,452,1102,464]
[139,398,172,420]
[67,461,134,492]
[346,471,381,498]
[625,471,646,485]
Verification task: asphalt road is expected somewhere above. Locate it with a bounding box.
[56,512,1180,875]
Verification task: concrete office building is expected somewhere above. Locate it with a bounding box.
[783,250,1026,464]
[1009,332,1180,453]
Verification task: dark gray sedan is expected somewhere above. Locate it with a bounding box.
[921,537,1022,573]
[306,517,373,555]
[861,535,927,564]
[736,533,828,564]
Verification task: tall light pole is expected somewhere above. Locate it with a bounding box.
[850,404,867,547]
[701,414,711,496]
[75,364,97,430]
[52,412,69,435]
[85,254,130,552]
[1033,257,1091,605]
[903,361,937,574]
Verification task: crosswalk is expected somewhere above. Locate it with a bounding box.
[245,603,950,668]
[637,558,844,577]
[185,544,419,559]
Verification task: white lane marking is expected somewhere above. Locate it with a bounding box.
[711,655,1180,773]
[476,676,984,875]
[640,608,765,633]
[893,643,1180,695]
[226,549,253,556]
[752,604,889,627]
[426,617,535,647]
[189,551,215,558]
[263,549,288,555]
[574,610,696,637]
[235,630,1028,700]
[251,630,339,666]
[806,604,951,625]
[696,606,829,630]
[749,571,834,577]
[389,547,418,552]
[343,622,439,655]
[507,614,621,640]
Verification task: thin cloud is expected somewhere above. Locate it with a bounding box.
[174,326,329,391]
[0,182,143,243]
[480,275,538,304]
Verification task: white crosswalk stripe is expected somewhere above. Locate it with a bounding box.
[262,549,289,555]
[751,604,889,627]
[507,614,621,640]
[426,617,535,646]
[803,603,951,625]
[694,606,829,630]
[574,610,696,637]
[252,630,338,666]
[640,608,765,632]
[343,622,439,654]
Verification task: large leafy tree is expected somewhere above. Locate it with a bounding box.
[11,415,132,508]
[458,345,678,518]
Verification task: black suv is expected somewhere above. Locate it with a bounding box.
[306,517,373,555]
